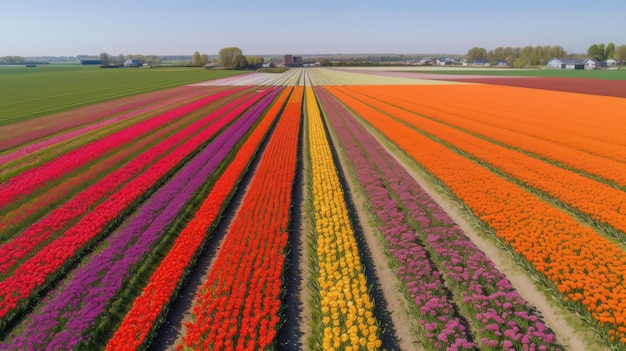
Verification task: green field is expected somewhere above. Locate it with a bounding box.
[0,64,245,125]
[401,67,626,80]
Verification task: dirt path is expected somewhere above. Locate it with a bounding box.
[353,116,610,351]
[294,113,312,350]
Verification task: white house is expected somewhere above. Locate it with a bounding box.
[471,59,490,66]
[124,59,141,67]
[547,57,584,69]
[436,57,453,66]
[494,59,508,67]
[583,58,600,70]
[605,59,618,67]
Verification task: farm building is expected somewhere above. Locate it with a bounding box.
[547,57,584,69]
[283,55,303,67]
[471,59,490,66]
[494,59,508,67]
[436,57,454,66]
[80,59,102,65]
[124,59,141,67]
[583,58,607,70]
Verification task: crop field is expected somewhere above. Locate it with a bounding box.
[0,65,245,125]
[0,66,625,350]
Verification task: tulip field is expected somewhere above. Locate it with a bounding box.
[0,66,625,350]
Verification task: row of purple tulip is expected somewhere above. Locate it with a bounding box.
[1,87,279,351]
[316,86,561,351]
[316,86,473,350]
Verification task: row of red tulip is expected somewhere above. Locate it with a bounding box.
[0,89,243,209]
[0,88,267,327]
[0,90,246,237]
[105,87,293,351]
[175,86,302,351]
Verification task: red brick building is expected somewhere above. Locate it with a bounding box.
[283,54,303,67]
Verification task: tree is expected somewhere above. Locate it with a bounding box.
[493,46,505,60]
[466,47,487,62]
[549,46,566,59]
[201,54,209,66]
[246,56,264,68]
[145,55,161,64]
[319,58,332,66]
[219,47,245,69]
[128,54,146,65]
[587,44,604,61]
[513,57,527,68]
[598,43,606,59]
[520,46,534,64]
[99,52,112,66]
[606,42,616,59]
[508,47,520,63]
[192,51,203,66]
[232,54,248,69]
[615,45,626,66]
[0,56,25,64]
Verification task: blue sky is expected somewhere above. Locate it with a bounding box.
[1,0,625,56]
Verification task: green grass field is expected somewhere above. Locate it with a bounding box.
[401,67,626,80]
[0,64,245,125]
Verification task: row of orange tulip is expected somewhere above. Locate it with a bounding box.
[348,85,626,187]
[325,85,626,347]
[381,84,626,158]
[331,86,626,240]
[175,86,302,351]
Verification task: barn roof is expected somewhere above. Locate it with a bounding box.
[550,57,583,65]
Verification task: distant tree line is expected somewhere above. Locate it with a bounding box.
[191,51,209,66]
[466,46,567,67]
[99,53,162,66]
[587,42,626,63]
[0,56,26,64]
[96,49,265,69]
[217,47,264,69]
[0,56,49,65]
[467,43,626,67]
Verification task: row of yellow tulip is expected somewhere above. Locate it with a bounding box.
[305,86,382,351]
